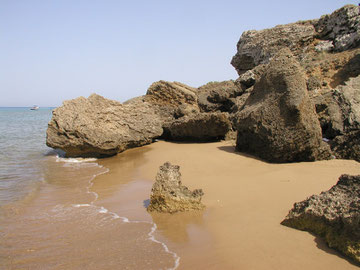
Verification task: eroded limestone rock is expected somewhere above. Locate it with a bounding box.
[197,80,241,113]
[235,49,331,163]
[231,23,315,75]
[281,174,360,264]
[46,94,163,157]
[147,162,205,213]
[315,5,360,51]
[165,112,232,141]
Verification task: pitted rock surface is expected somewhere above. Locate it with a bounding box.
[147,162,205,213]
[282,174,360,264]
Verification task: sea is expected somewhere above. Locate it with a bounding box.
[0,107,179,270]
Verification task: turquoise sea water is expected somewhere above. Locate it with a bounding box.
[0,107,55,205]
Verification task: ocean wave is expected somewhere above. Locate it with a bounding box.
[56,156,98,163]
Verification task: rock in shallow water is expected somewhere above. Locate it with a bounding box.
[147,162,205,213]
[281,174,360,264]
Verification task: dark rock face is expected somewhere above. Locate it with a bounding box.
[312,75,360,160]
[281,174,360,264]
[313,92,344,139]
[46,94,163,157]
[235,49,331,163]
[197,81,241,113]
[312,75,360,139]
[147,162,205,213]
[330,131,360,162]
[165,112,232,141]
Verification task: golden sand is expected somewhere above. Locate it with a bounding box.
[94,140,360,269]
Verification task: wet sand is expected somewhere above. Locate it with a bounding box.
[96,140,360,269]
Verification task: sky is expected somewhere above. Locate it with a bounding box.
[0,0,358,107]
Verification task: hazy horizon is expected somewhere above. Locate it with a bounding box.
[1,0,358,107]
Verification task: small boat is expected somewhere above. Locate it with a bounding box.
[30,105,39,110]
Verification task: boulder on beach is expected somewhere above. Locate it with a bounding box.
[281,174,360,264]
[235,48,331,163]
[147,162,205,213]
[46,94,163,157]
[165,112,232,141]
[144,80,200,125]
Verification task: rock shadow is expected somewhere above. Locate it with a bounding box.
[143,199,150,208]
[217,145,269,163]
[331,53,360,88]
[313,234,360,267]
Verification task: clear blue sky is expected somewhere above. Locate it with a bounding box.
[0,0,358,107]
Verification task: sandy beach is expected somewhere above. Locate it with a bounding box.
[93,140,360,269]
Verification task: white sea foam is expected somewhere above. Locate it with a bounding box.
[148,223,180,270]
[56,156,98,163]
[72,203,91,208]
[98,207,108,214]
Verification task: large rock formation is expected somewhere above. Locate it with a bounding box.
[231,4,360,163]
[147,162,205,213]
[281,174,360,264]
[235,48,331,163]
[231,5,360,77]
[46,94,163,157]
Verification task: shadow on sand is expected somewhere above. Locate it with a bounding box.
[312,234,360,267]
[217,145,268,163]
